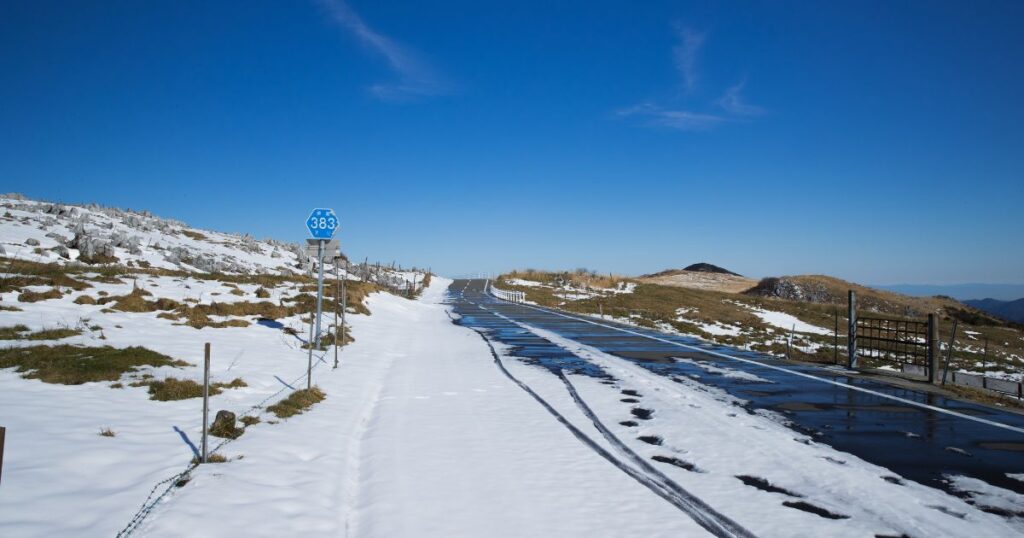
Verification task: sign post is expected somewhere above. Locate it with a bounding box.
[305,208,339,387]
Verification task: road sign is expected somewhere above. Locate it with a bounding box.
[306,208,338,239]
[305,238,340,258]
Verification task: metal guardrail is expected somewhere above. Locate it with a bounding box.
[486,281,525,303]
[948,371,1024,400]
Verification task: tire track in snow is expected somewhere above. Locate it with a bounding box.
[556,371,755,538]
[446,305,755,538]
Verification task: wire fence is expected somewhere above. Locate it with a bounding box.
[116,346,333,537]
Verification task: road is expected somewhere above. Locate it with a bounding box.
[448,279,1024,511]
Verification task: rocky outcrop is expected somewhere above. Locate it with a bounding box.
[745,277,835,303]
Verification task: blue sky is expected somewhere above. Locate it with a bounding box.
[2,1,1022,283]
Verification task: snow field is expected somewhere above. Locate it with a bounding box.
[139,278,711,537]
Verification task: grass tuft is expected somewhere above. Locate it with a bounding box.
[0,325,81,340]
[99,427,116,437]
[0,325,30,339]
[0,344,186,384]
[17,288,63,302]
[267,387,326,418]
[191,453,228,464]
[140,376,247,401]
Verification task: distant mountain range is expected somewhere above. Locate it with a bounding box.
[962,298,1024,324]
[876,283,1024,302]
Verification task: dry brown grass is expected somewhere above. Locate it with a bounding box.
[139,376,247,401]
[180,230,208,241]
[100,288,181,313]
[74,294,97,305]
[0,345,187,384]
[99,427,116,437]
[23,327,82,340]
[505,269,631,290]
[192,453,228,464]
[17,287,63,302]
[267,387,325,418]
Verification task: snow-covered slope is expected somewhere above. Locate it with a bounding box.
[0,194,306,274]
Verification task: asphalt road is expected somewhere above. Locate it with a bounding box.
[448,279,1024,498]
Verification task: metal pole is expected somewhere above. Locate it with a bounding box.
[847,290,857,369]
[834,309,839,364]
[307,310,314,390]
[334,260,339,369]
[314,239,326,351]
[942,319,958,386]
[0,426,5,485]
[202,343,210,464]
[928,314,939,384]
[342,273,347,355]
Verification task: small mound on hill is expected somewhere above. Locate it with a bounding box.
[683,263,741,276]
[642,263,742,278]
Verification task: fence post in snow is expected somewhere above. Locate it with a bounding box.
[307,310,314,390]
[928,314,939,384]
[786,324,795,359]
[201,343,210,464]
[847,290,857,369]
[342,274,347,357]
[334,262,340,369]
[0,426,5,485]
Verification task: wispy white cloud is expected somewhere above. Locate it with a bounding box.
[672,24,705,92]
[716,80,765,116]
[318,0,450,101]
[616,103,728,131]
[616,25,766,132]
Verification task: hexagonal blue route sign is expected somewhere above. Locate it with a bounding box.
[306,208,338,239]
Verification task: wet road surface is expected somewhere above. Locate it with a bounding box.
[447,279,1024,498]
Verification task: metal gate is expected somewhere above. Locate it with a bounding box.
[855,316,932,379]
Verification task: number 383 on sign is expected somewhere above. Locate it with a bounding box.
[305,208,339,239]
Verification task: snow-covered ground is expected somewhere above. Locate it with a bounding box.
[3,271,1023,536]
[116,279,711,537]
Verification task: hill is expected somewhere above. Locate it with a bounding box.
[964,297,1024,324]
[638,263,756,293]
[0,193,306,274]
[493,269,1024,382]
